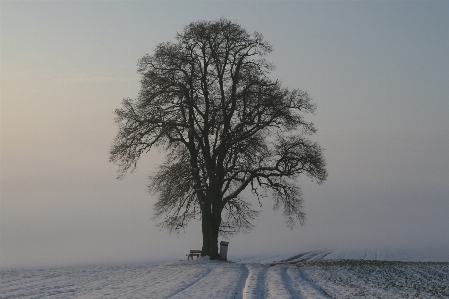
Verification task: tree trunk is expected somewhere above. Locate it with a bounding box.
[209,202,223,260]
[201,201,212,257]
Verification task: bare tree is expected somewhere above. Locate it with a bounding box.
[110,19,327,259]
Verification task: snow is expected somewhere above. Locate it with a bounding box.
[324,248,449,262]
[1,249,448,299]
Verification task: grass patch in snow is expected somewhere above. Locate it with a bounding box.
[295,260,449,299]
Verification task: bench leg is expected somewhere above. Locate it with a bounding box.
[187,253,201,260]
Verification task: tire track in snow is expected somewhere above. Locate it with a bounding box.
[242,264,268,299]
[277,252,313,263]
[168,263,248,299]
[163,267,213,299]
[298,251,326,262]
[307,251,331,261]
[265,265,302,299]
[233,264,251,299]
[287,266,330,299]
[269,251,328,266]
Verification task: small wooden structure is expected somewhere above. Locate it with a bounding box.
[187,250,202,260]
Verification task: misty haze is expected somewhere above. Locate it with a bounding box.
[1,1,448,298]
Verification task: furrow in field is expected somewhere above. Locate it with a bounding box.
[86,267,182,299]
[0,268,80,298]
[1,266,108,299]
[71,266,153,299]
[72,264,209,299]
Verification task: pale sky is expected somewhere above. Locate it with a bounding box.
[1,1,448,269]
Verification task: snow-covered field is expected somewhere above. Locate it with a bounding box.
[2,249,448,299]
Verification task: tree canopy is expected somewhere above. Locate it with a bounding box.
[110,19,327,259]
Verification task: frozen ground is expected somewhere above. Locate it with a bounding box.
[1,249,448,299]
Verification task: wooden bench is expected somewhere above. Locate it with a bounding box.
[187,250,202,260]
